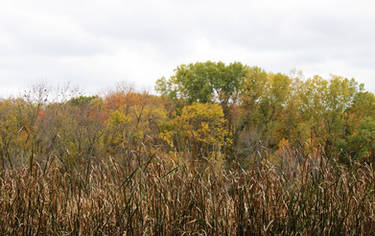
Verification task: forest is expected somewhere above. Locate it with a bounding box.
[1,61,375,234]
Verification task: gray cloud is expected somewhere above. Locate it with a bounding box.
[0,0,375,97]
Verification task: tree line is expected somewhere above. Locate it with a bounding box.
[0,61,374,169]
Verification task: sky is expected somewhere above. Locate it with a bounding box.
[1,0,375,97]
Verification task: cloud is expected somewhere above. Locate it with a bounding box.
[0,0,375,97]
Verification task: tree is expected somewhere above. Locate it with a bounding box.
[161,103,227,159]
[0,99,19,168]
[286,75,361,158]
[238,68,292,156]
[156,61,246,118]
[156,61,247,157]
[104,91,168,156]
[342,117,375,163]
[338,91,375,163]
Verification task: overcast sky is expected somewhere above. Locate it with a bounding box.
[1,0,375,97]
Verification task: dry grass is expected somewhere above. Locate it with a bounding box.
[1,151,375,235]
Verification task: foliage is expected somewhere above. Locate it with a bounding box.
[69,95,99,106]
[161,102,227,159]
[156,61,246,107]
[1,61,375,234]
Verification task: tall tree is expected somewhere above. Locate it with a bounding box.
[155,61,246,118]
[156,61,247,157]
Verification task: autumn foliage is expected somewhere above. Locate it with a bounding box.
[1,62,375,234]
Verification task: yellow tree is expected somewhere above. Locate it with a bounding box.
[238,68,292,156]
[161,103,227,160]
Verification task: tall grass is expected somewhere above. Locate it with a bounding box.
[1,150,375,235]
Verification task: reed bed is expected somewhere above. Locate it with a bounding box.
[1,152,375,235]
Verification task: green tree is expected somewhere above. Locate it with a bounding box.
[338,91,375,163]
[156,61,246,118]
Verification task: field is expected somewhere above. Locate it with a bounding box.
[1,150,375,235]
